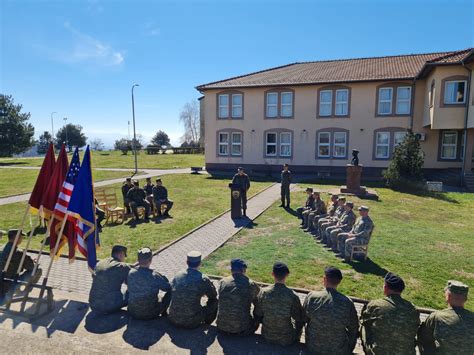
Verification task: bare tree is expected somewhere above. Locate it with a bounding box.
[89,138,105,151]
[179,101,200,143]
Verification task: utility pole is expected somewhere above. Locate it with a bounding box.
[63,117,68,151]
[51,112,57,143]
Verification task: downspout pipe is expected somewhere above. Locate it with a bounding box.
[461,61,472,186]
[410,79,416,131]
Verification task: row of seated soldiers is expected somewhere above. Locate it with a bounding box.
[296,188,374,262]
[88,245,473,354]
[120,177,174,221]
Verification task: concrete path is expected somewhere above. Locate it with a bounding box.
[0,168,193,206]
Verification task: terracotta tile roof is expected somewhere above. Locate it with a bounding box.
[197,49,473,90]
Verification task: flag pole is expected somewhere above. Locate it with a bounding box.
[31,216,55,276]
[14,219,39,279]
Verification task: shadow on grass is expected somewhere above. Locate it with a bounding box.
[398,189,460,204]
[0,162,28,166]
[349,258,388,278]
[284,207,298,217]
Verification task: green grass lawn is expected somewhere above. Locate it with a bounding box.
[202,187,474,310]
[0,174,271,262]
[0,168,143,198]
[0,150,204,169]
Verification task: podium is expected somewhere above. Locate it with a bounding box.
[228,183,242,219]
[340,164,378,200]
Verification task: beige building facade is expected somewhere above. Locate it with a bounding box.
[197,49,474,184]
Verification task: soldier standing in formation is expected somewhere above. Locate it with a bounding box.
[231,167,251,216]
[280,163,292,208]
[254,262,305,346]
[418,280,474,354]
[126,180,151,221]
[121,177,133,214]
[325,201,356,249]
[89,245,131,314]
[360,272,420,354]
[144,177,154,209]
[303,266,358,354]
[296,187,315,221]
[216,258,260,335]
[127,247,171,320]
[168,251,218,328]
[152,178,174,217]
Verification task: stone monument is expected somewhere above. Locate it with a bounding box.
[340,149,378,200]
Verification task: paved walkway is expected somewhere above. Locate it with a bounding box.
[0,168,193,206]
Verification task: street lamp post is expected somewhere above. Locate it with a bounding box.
[63,117,68,151]
[51,112,57,143]
[131,84,139,175]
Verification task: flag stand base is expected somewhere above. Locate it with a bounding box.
[0,280,54,320]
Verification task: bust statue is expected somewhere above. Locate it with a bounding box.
[351,149,359,166]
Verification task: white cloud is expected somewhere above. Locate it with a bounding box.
[142,21,160,37]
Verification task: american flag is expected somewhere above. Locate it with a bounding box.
[53,148,81,219]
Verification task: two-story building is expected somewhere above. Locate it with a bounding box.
[196,48,474,186]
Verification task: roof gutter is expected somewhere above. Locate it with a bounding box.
[461,60,472,186]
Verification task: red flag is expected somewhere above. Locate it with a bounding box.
[29,143,56,214]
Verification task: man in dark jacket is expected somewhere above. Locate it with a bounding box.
[231,167,251,216]
[280,164,292,208]
[152,178,173,217]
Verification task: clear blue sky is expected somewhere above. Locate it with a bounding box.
[1,0,472,147]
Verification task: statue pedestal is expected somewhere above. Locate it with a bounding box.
[340,164,378,200]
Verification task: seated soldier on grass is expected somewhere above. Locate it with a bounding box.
[318,197,346,242]
[254,262,305,346]
[325,201,356,248]
[296,188,315,222]
[216,258,260,335]
[144,177,155,209]
[301,191,326,230]
[89,245,131,314]
[309,193,338,234]
[152,178,174,218]
[127,247,171,320]
[303,191,327,233]
[127,180,151,221]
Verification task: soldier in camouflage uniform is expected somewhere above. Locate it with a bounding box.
[337,206,374,262]
[418,280,474,354]
[297,187,315,221]
[89,245,131,314]
[126,180,151,221]
[304,192,327,233]
[303,266,358,354]
[326,201,356,249]
[144,177,154,209]
[121,177,133,214]
[318,197,346,242]
[168,251,218,328]
[360,272,420,355]
[231,167,251,216]
[279,164,292,208]
[254,262,305,346]
[216,258,260,335]
[127,247,171,320]
[309,194,338,234]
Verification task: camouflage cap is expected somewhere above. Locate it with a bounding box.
[345,201,354,208]
[445,280,469,296]
[187,250,202,263]
[137,247,153,261]
[358,205,370,212]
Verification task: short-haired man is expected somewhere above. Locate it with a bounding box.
[337,205,374,262]
[418,280,474,354]
[127,180,151,221]
[296,187,315,222]
[318,197,346,241]
[254,262,305,346]
[152,178,174,217]
[144,177,155,209]
[326,201,356,249]
[168,251,218,328]
[279,164,292,208]
[231,167,251,217]
[89,245,131,314]
[121,177,133,214]
[360,272,419,354]
[127,247,171,320]
[303,191,327,232]
[303,267,358,354]
[216,258,260,335]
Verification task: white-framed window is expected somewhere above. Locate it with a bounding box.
[231,94,242,118]
[333,132,347,157]
[265,132,277,156]
[280,132,292,157]
[378,88,393,115]
[444,81,467,104]
[280,92,293,117]
[375,132,390,158]
[394,131,407,146]
[441,131,458,159]
[218,94,229,118]
[231,132,242,156]
[319,90,332,116]
[266,93,278,118]
[335,89,349,116]
[396,87,411,114]
[317,132,331,157]
[218,132,229,155]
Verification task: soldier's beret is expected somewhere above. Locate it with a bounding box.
[187,250,202,263]
[325,266,343,281]
[7,229,26,239]
[230,258,247,271]
[345,201,354,208]
[384,272,405,292]
[137,247,153,261]
[112,245,127,257]
[358,205,369,212]
[338,197,346,202]
[305,187,313,192]
[445,280,469,296]
[273,262,290,276]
